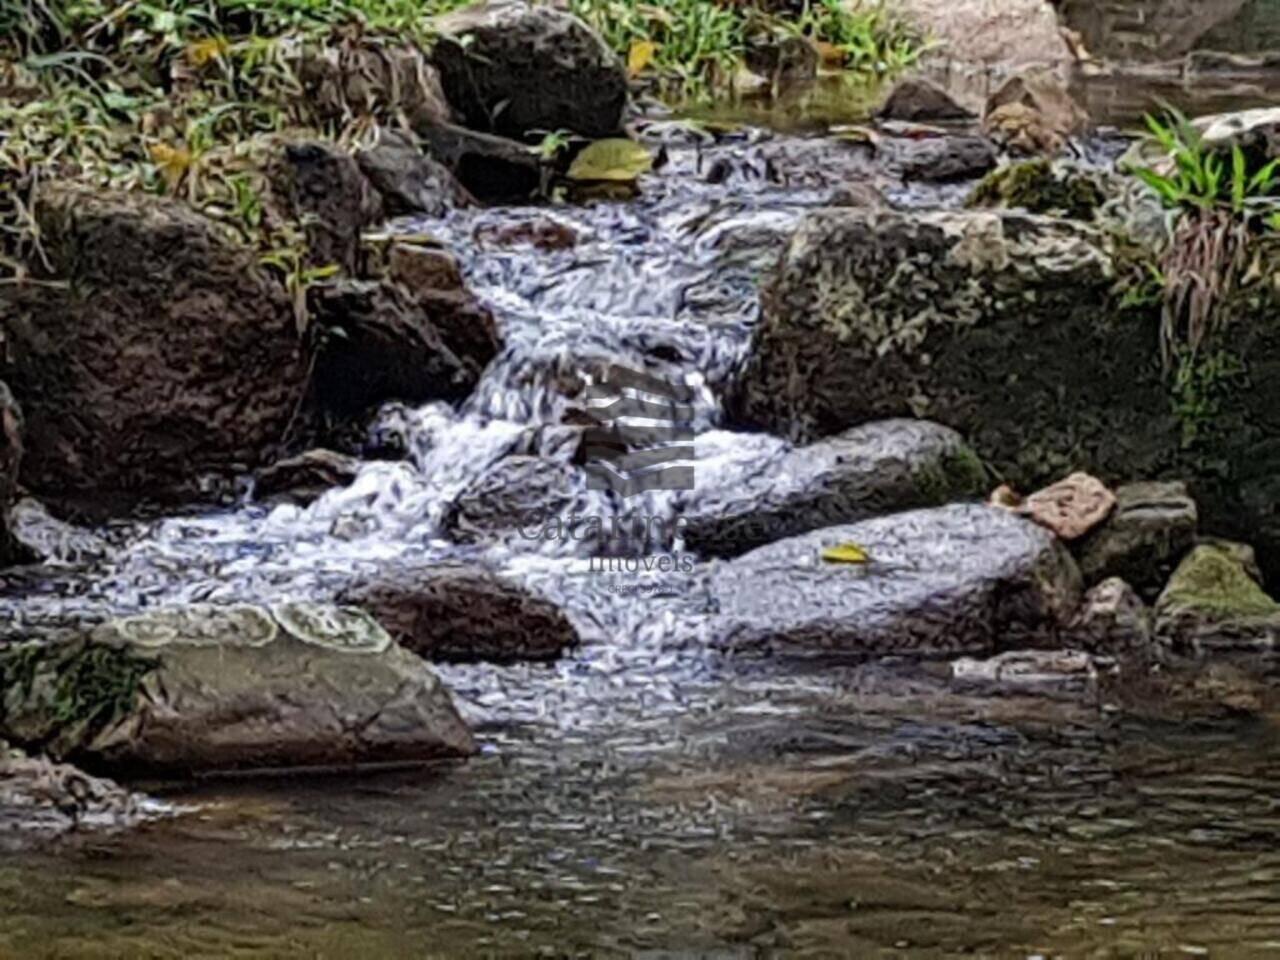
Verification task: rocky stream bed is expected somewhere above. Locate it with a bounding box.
[4,0,1280,955]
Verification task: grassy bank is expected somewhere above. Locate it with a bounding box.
[0,0,919,282]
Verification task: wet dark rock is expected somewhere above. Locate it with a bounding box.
[7,498,110,566]
[950,649,1101,700]
[0,382,21,566]
[339,564,579,663]
[706,504,1082,657]
[310,278,499,414]
[429,0,627,140]
[965,158,1111,219]
[297,36,452,131]
[1076,481,1198,598]
[886,133,997,182]
[254,449,360,506]
[272,140,382,273]
[416,122,544,203]
[983,68,1089,155]
[0,604,475,775]
[1065,577,1153,656]
[877,77,974,123]
[0,742,144,842]
[443,455,581,545]
[1155,544,1280,654]
[355,129,474,217]
[679,420,987,559]
[0,183,308,503]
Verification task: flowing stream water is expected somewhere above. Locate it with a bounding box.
[4,73,1280,957]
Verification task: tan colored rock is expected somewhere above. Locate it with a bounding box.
[983,68,1089,155]
[1017,472,1116,541]
[893,0,1073,68]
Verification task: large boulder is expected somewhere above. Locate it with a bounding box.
[0,603,475,775]
[1057,0,1270,63]
[338,564,579,662]
[892,0,1073,67]
[706,504,1082,657]
[0,184,309,502]
[429,0,627,140]
[309,278,500,414]
[1154,544,1280,654]
[679,419,986,558]
[732,207,1280,581]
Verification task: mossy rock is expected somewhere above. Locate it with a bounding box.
[965,159,1109,220]
[1155,544,1280,653]
[0,603,474,775]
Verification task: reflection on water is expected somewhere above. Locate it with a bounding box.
[3,669,1280,957]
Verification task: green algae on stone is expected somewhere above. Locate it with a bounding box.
[0,640,156,758]
[1159,544,1279,618]
[1155,544,1280,653]
[966,159,1109,220]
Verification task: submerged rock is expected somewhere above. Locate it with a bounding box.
[429,1,627,140]
[339,565,579,663]
[309,278,499,414]
[1194,106,1280,159]
[950,649,1100,700]
[679,420,986,559]
[1155,544,1280,654]
[1065,577,1153,656]
[0,184,308,503]
[0,604,475,775]
[706,504,1082,657]
[1076,481,1198,597]
[7,498,110,566]
[0,742,145,842]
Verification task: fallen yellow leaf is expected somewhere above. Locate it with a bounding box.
[627,39,658,77]
[820,542,871,565]
[149,142,192,192]
[186,36,229,67]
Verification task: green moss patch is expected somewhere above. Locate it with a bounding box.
[0,640,156,757]
[1160,544,1280,618]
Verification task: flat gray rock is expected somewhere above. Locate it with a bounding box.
[678,420,985,558]
[706,503,1082,658]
